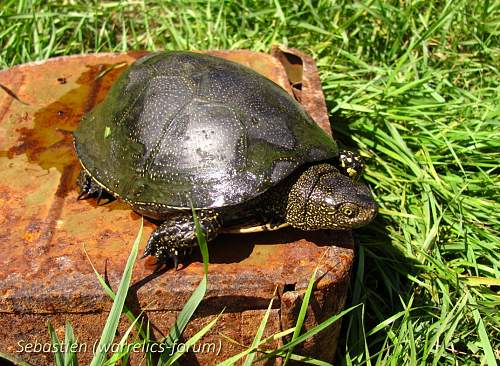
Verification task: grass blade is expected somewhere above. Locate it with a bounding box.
[48,323,63,366]
[217,328,297,366]
[89,219,143,366]
[83,247,147,340]
[243,290,277,366]
[257,305,360,362]
[0,352,33,366]
[262,349,333,365]
[283,267,318,365]
[165,311,223,366]
[467,291,497,366]
[63,321,78,366]
[158,208,211,364]
[103,312,143,366]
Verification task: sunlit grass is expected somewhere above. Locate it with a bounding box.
[0,0,498,365]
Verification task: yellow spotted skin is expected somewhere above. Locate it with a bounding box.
[338,150,364,180]
[286,164,377,231]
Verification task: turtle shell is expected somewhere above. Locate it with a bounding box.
[74,51,338,209]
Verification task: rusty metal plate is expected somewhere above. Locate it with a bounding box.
[0,48,353,364]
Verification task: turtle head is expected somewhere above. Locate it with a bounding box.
[286,164,377,230]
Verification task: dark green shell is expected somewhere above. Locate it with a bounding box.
[74,51,338,209]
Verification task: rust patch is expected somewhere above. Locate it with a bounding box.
[2,63,125,173]
[272,45,331,135]
[0,59,131,277]
[32,164,76,257]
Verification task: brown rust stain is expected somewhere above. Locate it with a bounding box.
[0,62,129,271]
[33,164,76,257]
[2,63,125,176]
[127,50,151,60]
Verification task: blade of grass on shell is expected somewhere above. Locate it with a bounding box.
[89,219,143,366]
[283,266,318,365]
[243,289,277,366]
[48,322,63,366]
[158,208,210,365]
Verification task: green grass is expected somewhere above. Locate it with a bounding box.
[1,0,499,365]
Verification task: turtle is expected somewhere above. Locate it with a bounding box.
[73,51,377,268]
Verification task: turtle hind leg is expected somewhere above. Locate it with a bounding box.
[338,150,364,181]
[143,210,222,269]
[76,170,115,205]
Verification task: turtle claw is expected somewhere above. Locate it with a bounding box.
[97,194,116,206]
[77,190,89,200]
[143,235,182,270]
[76,170,114,204]
[142,237,156,258]
[96,189,104,205]
[154,247,181,271]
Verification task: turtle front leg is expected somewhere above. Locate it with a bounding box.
[143,210,222,269]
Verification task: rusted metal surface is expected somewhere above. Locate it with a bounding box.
[0,48,353,365]
[271,45,331,134]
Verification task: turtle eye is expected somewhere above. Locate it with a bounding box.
[341,204,358,218]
